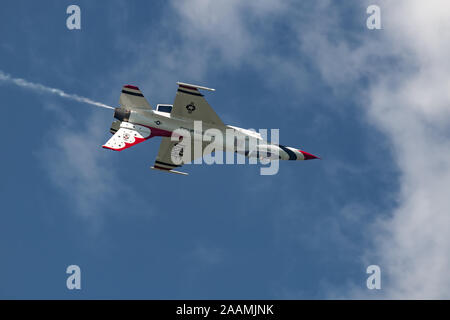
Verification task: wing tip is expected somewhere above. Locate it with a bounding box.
[124,84,140,90]
[102,145,125,151]
[176,82,215,92]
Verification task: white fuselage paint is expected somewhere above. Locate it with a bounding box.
[128,109,306,161]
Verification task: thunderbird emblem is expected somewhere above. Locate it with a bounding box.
[186,103,196,113]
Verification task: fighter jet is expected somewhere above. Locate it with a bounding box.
[102,82,319,175]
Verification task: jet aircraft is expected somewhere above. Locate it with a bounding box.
[103,82,319,175]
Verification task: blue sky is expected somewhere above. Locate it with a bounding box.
[1,1,449,299]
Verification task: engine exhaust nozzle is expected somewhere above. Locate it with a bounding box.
[114,108,130,122]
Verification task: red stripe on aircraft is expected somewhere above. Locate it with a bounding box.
[124,85,140,90]
[299,150,320,160]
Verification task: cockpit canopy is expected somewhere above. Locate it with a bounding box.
[156,104,173,114]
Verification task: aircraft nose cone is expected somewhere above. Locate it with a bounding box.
[299,150,320,160]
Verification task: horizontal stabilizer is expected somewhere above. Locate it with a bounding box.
[102,122,151,151]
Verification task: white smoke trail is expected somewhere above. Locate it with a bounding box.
[0,70,114,110]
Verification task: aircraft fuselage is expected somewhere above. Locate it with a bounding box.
[116,108,318,161]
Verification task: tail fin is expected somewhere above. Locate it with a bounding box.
[119,85,152,111]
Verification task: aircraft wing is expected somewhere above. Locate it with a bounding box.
[151,137,212,175]
[170,83,224,126]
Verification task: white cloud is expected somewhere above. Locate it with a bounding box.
[37,107,151,226]
[38,110,115,219]
[192,244,223,265]
[291,0,450,298]
[356,1,450,299]
[0,70,134,224]
[112,0,289,99]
